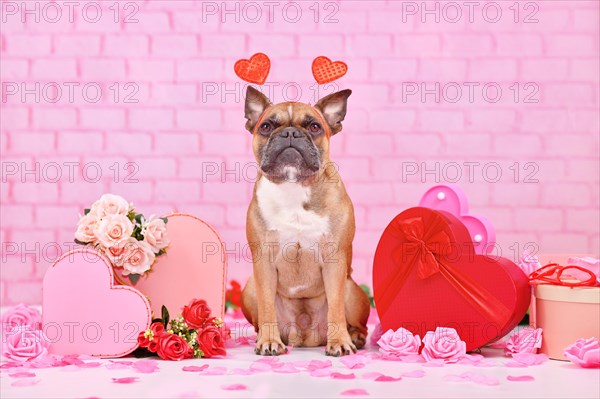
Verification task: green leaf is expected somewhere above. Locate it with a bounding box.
[84,208,91,215]
[160,217,168,224]
[359,284,376,308]
[135,213,145,225]
[74,239,88,246]
[129,274,141,285]
[161,305,170,327]
[151,318,163,324]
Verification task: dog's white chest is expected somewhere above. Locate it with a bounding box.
[256,177,329,247]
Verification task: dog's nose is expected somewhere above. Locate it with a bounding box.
[279,128,303,139]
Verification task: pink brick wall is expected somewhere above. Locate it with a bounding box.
[1,0,598,305]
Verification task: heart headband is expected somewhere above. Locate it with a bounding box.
[234,53,348,85]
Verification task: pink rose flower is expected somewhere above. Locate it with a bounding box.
[143,216,170,252]
[74,213,99,244]
[564,338,600,368]
[422,327,466,363]
[370,323,384,347]
[377,327,421,357]
[89,194,130,218]
[105,237,136,267]
[505,327,543,356]
[95,214,134,249]
[518,249,541,276]
[2,328,49,362]
[1,304,42,335]
[567,257,600,283]
[121,240,155,276]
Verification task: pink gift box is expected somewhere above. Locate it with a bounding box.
[532,284,600,360]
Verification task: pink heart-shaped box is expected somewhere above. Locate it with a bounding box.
[114,213,227,320]
[43,248,151,357]
[419,184,496,255]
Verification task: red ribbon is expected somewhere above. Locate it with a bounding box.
[377,214,511,323]
[529,263,598,287]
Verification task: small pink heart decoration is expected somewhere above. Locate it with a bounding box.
[419,184,496,255]
[114,213,227,319]
[43,248,151,358]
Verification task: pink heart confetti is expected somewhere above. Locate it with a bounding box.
[331,372,356,380]
[375,375,402,382]
[133,359,159,374]
[402,370,426,378]
[221,384,247,391]
[11,379,40,387]
[9,371,36,378]
[182,365,209,372]
[507,375,535,382]
[341,388,369,396]
[112,377,139,384]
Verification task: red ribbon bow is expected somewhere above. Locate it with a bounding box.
[377,214,510,323]
[529,263,598,287]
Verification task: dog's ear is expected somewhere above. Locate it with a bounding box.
[244,86,271,133]
[314,89,352,135]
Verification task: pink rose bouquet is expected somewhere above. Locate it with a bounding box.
[422,327,466,363]
[564,338,600,368]
[74,194,170,284]
[505,327,543,356]
[377,327,421,358]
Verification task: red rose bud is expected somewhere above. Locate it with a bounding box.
[182,299,211,329]
[137,331,150,348]
[150,322,165,336]
[157,333,193,361]
[148,339,159,353]
[197,325,226,358]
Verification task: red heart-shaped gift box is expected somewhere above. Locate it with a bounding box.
[373,207,530,351]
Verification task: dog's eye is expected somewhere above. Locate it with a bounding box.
[259,122,272,135]
[309,122,321,134]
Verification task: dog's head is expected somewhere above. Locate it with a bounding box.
[244,86,351,184]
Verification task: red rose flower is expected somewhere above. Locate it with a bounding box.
[226,280,242,309]
[156,333,193,361]
[150,322,165,336]
[137,331,150,348]
[182,299,211,329]
[137,322,165,349]
[148,339,159,353]
[197,325,226,358]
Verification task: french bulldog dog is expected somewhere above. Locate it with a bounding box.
[241,86,370,356]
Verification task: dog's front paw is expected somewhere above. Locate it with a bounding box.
[255,338,287,356]
[326,331,357,357]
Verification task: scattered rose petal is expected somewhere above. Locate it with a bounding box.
[250,361,274,372]
[133,359,159,374]
[112,377,139,384]
[182,365,209,372]
[507,375,535,382]
[375,375,401,382]
[273,363,301,373]
[230,368,257,375]
[9,371,36,378]
[340,354,369,369]
[402,370,425,378]
[221,384,247,391]
[78,362,102,368]
[510,353,548,366]
[106,362,131,370]
[310,368,332,377]
[200,366,228,376]
[331,372,356,380]
[341,388,369,396]
[423,359,446,367]
[11,379,40,387]
[361,372,384,380]
[292,360,310,369]
[307,359,332,371]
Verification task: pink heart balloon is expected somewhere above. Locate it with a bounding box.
[43,248,151,358]
[114,213,227,320]
[419,184,496,255]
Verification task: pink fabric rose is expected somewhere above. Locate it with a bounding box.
[2,328,49,362]
[95,214,134,248]
[74,213,99,244]
[422,327,466,363]
[121,239,155,276]
[518,249,541,276]
[89,194,130,218]
[370,323,384,347]
[377,327,421,357]
[1,304,42,335]
[105,238,136,267]
[567,257,600,283]
[505,327,543,356]
[143,216,170,252]
[564,338,600,368]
